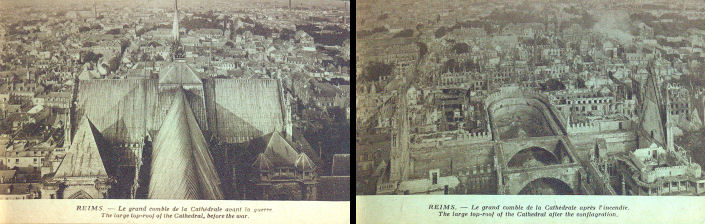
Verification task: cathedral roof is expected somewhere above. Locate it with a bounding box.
[149,89,222,200]
[54,116,108,178]
[158,61,202,85]
[209,79,285,143]
[76,78,286,145]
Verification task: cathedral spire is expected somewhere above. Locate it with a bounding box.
[172,0,179,42]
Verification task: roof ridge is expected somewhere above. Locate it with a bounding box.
[149,88,222,199]
[158,61,202,85]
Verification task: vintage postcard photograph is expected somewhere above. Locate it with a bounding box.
[0,0,350,223]
[356,0,705,223]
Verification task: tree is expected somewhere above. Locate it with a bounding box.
[453,42,470,54]
[278,28,296,41]
[363,62,394,81]
[542,79,565,91]
[327,107,347,122]
[435,26,449,39]
[417,42,428,60]
[120,39,130,54]
[81,51,103,64]
[576,77,586,88]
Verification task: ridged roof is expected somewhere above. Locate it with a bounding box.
[148,89,223,200]
[54,116,108,178]
[158,61,202,85]
[207,79,285,143]
[77,78,287,145]
[77,79,158,144]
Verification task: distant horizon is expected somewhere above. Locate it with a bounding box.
[0,0,350,10]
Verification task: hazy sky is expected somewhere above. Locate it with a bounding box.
[0,0,348,10]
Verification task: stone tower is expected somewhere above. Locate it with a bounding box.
[389,94,410,182]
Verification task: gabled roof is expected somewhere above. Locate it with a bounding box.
[158,61,202,85]
[54,116,108,178]
[262,132,298,167]
[295,152,315,171]
[149,89,222,200]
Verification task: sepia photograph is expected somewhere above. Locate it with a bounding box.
[0,0,350,202]
[356,0,705,197]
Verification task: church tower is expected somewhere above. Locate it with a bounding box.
[172,0,180,42]
[389,94,411,182]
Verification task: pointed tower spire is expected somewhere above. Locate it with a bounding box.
[173,0,180,42]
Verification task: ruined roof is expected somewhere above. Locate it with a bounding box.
[54,116,108,178]
[149,89,222,200]
[158,61,202,85]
